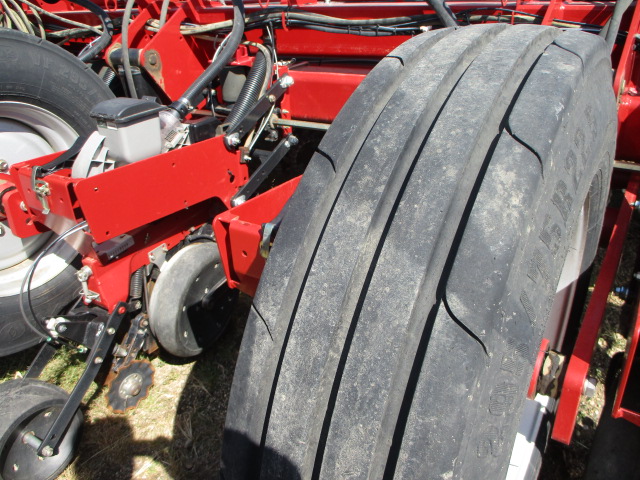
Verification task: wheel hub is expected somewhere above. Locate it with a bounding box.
[106,360,155,413]
[119,373,144,398]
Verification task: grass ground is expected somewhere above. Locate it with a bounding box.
[1,211,638,480]
[0,295,250,480]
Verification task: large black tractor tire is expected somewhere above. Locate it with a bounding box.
[222,24,616,479]
[0,29,114,356]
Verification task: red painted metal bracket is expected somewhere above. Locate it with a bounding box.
[552,176,640,444]
[74,136,247,244]
[612,298,640,426]
[213,176,300,297]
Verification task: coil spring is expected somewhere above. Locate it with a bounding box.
[129,267,145,299]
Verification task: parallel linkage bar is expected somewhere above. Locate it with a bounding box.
[34,304,128,457]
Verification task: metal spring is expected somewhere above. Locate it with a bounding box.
[129,267,145,299]
[101,67,116,86]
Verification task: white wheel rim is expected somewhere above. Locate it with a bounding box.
[0,101,78,296]
[544,199,590,350]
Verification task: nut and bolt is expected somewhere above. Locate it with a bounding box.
[284,135,299,149]
[107,327,116,335]
[280,75,294,88]
[226,133,241,147]
[41,446,54,457]
[231,195,246,207]
[94,356,104,365]
[147,52,159,66]
[583,377,597,398]
[267,94,277,103]
[76,266,93,282]
[0,159,8,172]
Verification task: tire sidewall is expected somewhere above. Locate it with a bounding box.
[0,30,115,356]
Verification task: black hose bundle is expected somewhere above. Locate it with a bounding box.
[225,49,268,133]
[170,0,245,119]
[68,0,114,62]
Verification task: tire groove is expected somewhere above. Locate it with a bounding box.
[251,30,455,473]
[366,27,560,479]
[302,26,508,480]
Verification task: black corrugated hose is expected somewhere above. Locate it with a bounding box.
[225,49,268,133]
[170,0,245,119]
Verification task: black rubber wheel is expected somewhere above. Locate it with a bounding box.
[0,379,83,480]
[222,24,616,479]
[0,29,114,356]
[148,242,238,357]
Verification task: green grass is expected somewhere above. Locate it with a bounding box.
[0,295,250,480]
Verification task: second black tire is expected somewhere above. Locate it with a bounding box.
[0,29,114,356]
[222,24,616,479]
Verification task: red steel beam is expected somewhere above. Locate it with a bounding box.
[612,288,640,426]
[552,176,640,444]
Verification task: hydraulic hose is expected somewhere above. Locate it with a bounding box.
[427,0,459,28]
[600,0,633,51]
[225,49,269,132]
[70,0,114,62]
[169,0,245,119]
[121,0,138,98]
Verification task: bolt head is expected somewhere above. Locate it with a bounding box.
[280,75,294,88]
[19,201,27,212]
[0,159,8,172]
[107,327,116,335]
[268,94,276,103]
[231,195,246,207]
[41,446,54,457]
[58,325,67,333]
[226,133,241,147]
[94,356,104,364]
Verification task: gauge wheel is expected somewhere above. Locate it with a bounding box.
[0,29,114,356]
[222,24,615,479]
[0,379,83,480]
[148,242,238,357]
